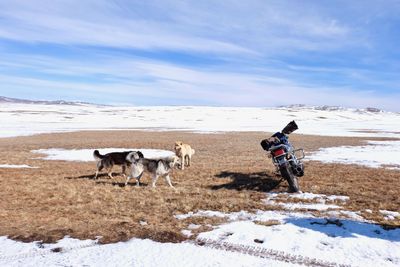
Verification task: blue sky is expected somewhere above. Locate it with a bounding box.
[0,0,400,110]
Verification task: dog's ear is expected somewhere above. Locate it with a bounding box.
[175,141,183,147]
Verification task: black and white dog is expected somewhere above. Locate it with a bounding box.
[93,150,144,179]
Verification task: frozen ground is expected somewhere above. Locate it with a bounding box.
[193,210,400,267]
[1,103,400,138]
[175,192,400,267]
[308,140,400,169]
[0,236,296,267]
[1,192,399,267]
[1,102,400,266]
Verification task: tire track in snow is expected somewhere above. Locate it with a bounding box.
[194,238,351,267]
[0,241,98,262]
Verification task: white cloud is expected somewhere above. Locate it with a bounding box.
[0,0,399,110]
[0,0,356,55]
[1,53,400,110]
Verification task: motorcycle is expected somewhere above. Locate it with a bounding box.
[260,121,305,192]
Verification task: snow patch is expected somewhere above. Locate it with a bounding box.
[181,230,193,237]
[308,140,400,169]
[327,210,366,221]
[267,201,341,211]
[287,192,349,202]
[188,224,201,230]
[175,209,400,267]
[32,148,175,162]
[264,192,348,211]
[176,210,309,224]
[0,164,37,168]
[0,236,292,267]
[380,210,400,220]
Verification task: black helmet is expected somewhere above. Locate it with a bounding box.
[282,120,298,135]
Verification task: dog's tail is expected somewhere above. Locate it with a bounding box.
[191,148,195,156]
[93,150,104,161]
[126,151,144,163]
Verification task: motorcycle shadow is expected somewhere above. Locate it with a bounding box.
[211,171,282,192]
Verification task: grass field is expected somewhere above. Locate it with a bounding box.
[0,131,399,244]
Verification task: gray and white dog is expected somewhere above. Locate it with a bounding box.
[125,152,180,188]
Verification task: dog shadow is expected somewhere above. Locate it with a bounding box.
[65,173,99,180]
[65,173,149,187]
[211,171,282,192]
[65,173,122,180]
[95,180,149,187]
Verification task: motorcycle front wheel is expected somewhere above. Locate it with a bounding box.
[279,163,299,192]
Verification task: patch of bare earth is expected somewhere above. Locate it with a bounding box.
[0,131,398,244]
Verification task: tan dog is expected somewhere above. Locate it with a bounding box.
[174,141,195,170]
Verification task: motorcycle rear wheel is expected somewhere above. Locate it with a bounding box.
[279,164,299,192]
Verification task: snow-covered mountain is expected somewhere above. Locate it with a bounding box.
[279,104,384,113]
[0,96,93,106]
[0,96,389,112]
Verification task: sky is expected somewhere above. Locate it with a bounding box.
[0,0,399,110]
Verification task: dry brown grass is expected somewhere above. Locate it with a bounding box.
[0,131,398,244]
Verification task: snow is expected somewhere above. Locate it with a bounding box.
[181,230,193,237]
[380,210,400,220]
[0,236,296,267]
[1,103,400,138]
[327,210,366,221]
[264,192,348,211]
[188,224,201,230]
[1,103,400,266]
[308,140,400,169]
[32,148,175,161]
[176,209,307,224]
[176,209,400,267]
[5,206,397,266]
[285,192,349,202]
[268,201,341,211]
[0,164,37,168]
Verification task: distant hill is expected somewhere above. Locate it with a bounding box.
[279,104,383,113]
[0,96,94,106]
[0,96,385,113]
